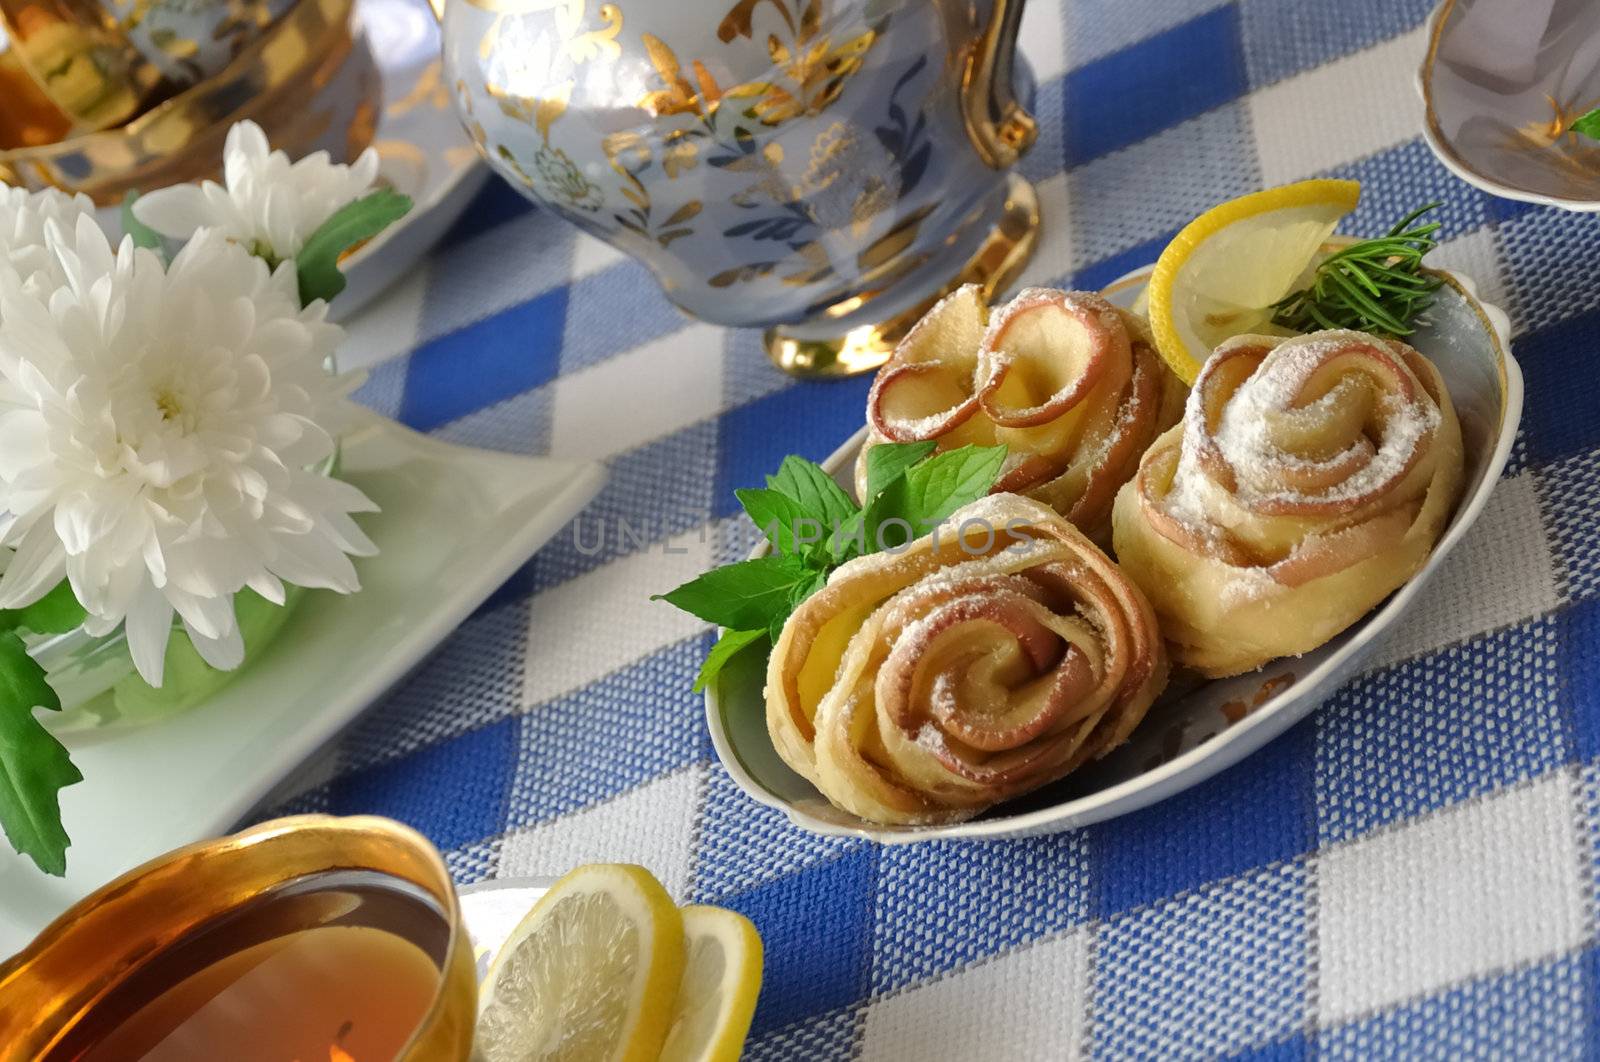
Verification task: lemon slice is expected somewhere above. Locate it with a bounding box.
[658,906,765,1062]
[1146,179,1361,383]
[475,864,686,1062]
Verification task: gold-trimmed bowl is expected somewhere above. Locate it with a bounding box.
[0,0,300,135]
[0,0,380,206]
[1419,0,1600,211]
[0,815,477,1060]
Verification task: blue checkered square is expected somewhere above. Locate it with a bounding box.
[1090,861,1309,1059]
[1563,600,1600,763]
[398,285,567,430]
[327,714,519,851]
[715,376,874,518]
[869,834,1089,994]
[1516,309,1600,468]
[1063,0,1229,67]
[1091,723,1315,916]
[724,852,878,1038]
[1315,616,1565,846]
[1063,6,1247,167]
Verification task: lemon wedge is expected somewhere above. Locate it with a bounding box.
[1146,179,1361,383]
[475,863,686,1062]
[658,905,765,1062]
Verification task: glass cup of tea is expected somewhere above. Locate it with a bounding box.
[0,815,478,1061]
[440,0,1040,377]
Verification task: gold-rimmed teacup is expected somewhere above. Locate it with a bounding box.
[0,0,381,205]
[0,815,478,1061]
[0,0,299,133]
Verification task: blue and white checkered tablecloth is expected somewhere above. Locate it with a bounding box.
[260,1,1600,1056]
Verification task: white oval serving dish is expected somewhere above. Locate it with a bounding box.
[705,265,1522,842]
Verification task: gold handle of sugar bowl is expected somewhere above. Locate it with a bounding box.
[961,0,1036,169]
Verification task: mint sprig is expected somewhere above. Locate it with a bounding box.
[654,442,1007,692]
[0,580,88,876]
[1572,107,1600,141]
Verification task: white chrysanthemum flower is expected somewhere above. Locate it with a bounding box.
[0,216,378,686]
[132,119,381,263]
[0,186,94,294]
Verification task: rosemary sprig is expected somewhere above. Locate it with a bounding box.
[1270,202,1444,337]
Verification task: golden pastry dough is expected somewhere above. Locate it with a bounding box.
[767,494,1168,825]
[858,285,1185,545]
[1112,329,1464,677]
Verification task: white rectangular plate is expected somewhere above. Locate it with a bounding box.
[0,412,605,954]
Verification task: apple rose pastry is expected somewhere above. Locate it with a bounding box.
[1112,329,1464,678]
[858,285,1185,545]
[767,494,1168,826]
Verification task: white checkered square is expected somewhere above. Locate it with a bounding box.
[1364,472,1557,672]
[1249,26,1426,186]
[1314,771,1589,1024]
[522,528,713,707]
[859,929,1091,1062]
[498,766,703,898]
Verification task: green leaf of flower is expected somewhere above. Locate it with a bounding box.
[693,628,766,693]
[863,440,937,503]
[1572,107,1600,141]
[0,580,88,636]
[864,444,1008,551]
[651,553,812,632]
[295,188,413,306]
[120,191,164,252]
[765,456,857,530]
[0,631,79,876]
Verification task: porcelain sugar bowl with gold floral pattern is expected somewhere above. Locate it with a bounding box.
[440,0,1040,376]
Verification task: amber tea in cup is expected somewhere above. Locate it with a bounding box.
[0,816,478,1062]
[46,871,448,1062]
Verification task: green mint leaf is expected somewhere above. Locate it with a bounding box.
[863,441,938,502]
[120,191,164,252]
[652,553,812,631]
[296,188,413,306]
[783,568,828,640]
[693,628,766,693]
[827,509,868,564]
[734,487,830,560]
[864,444,1007,551]
[1572,107,1600,140]
[765,456,857,530]
[0,631,79,875]
[0,580,87,635]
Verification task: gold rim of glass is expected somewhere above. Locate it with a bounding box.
[0,814,478,1061]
